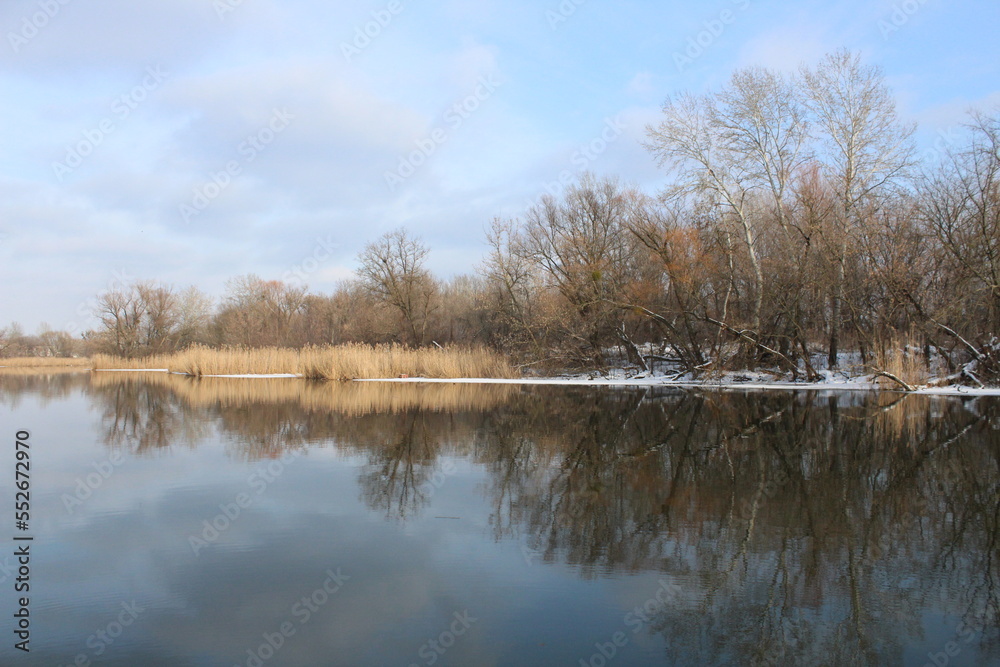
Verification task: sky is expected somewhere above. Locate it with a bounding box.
[1,0,998,334]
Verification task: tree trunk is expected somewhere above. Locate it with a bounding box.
[828,249,846,370]
[617,325,649,372]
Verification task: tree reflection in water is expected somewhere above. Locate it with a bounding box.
[40,372,1000,665]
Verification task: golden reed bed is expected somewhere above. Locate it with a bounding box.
[89,370,518,417]
[91,344,518,380]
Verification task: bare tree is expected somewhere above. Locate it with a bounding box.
[481,218,533,328]
[0,323,25,357]
[645,69,808,339]
[95,286,146,357]
[136,281,178,354]
[922,111,1000,329]
[92,281,182,356]
[174,286,214,348]
[627,200,721,370]
[801,49,915,367]
[917,111,1000,383]
[216,275,307,346]
[520,174,643,364]
[36,324,76,357]
[645,66,814,367]
[715,66,811,231]
[356,229,437,346]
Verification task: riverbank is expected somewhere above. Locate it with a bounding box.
[8,348,998,395]
[84,365,1000,395]
[359,371,1000,396]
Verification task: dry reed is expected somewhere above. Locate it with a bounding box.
[89,354,175,370]
[91,344,518,380]
[873,338,929,389]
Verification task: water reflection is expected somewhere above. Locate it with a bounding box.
[0,367,89,409]
[90,379,997,649]
[2,372,998,665]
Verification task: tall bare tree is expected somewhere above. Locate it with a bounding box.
[216,275,307,347]
[174,286,214,348]
[136,281,178,354]
[801,49,915,367]
[356,228,437,346]
[922,111,1000,330]
[646,67,809,342]
[521,174,643,363]
[916,111,1000,383]
[95,285,145,357]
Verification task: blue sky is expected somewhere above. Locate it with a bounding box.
[1,0,998,333]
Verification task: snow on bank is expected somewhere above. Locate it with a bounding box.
[358,376,876,391]
[359,371,1000,396]
[201,373,300,378]
[89,368,1000,395]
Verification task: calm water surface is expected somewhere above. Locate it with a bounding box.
[0,372,997,666]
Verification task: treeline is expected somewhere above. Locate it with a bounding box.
[0,323,77,358]
[6,50,1000,382]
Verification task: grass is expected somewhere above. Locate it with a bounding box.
[0,356,91,367]
[91,344,519,380]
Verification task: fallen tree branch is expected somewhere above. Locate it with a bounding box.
[962,367,986,388]
[872,370,916,392]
